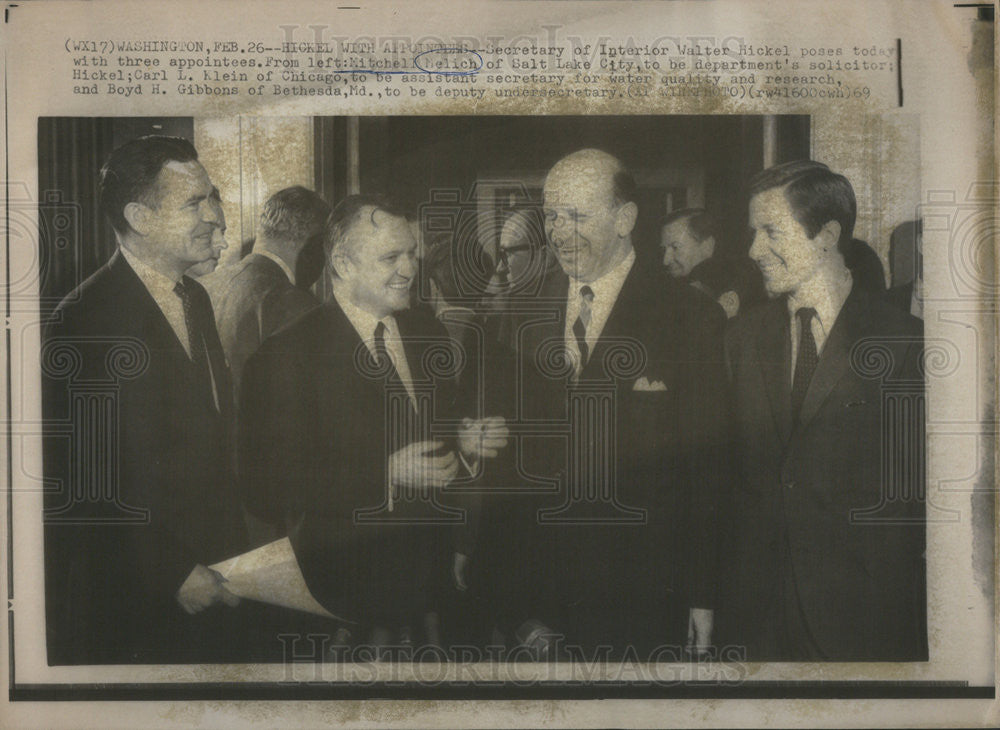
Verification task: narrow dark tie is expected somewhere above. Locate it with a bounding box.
[572,285,595,372]
[791,307,819,424]
[373,320,401,386]
[173,278,206,366]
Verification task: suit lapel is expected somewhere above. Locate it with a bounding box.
[757,300,792,448]
[321,301,395,409]
[109,251,190,362]
[796,287,867,430]
[581,258,656,380]
[523,271,570,369]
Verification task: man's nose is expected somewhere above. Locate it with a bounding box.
[202,199,223,226]
[548,221,570,245]
[399,253,417,278]
[748,232,765,261]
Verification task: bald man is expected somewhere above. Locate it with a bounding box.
[239,194,507,653]
[475,149,730,658]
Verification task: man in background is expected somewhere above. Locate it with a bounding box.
[660,207,763,318]
[207,186,329,395]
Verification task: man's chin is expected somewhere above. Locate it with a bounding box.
[387,290,412,309]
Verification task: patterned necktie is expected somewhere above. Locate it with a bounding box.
[173,278,205,366]
[572,285,595,372]
[791,307,818,424]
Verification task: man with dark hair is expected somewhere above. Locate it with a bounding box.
[476,149,729,658]
[724,159,926,660]
[42,135,247,663]
[239,194,507,652]
[659,207,763,318]
[660,208,718,280]
[207,185,329,396]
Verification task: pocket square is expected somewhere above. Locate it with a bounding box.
[633,376,668,392]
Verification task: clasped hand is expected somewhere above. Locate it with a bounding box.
[457,416,509,460]
[388,440,459,492]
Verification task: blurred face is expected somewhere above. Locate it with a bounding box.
[660,219,713,278]
[340,209,418,318]
[543,156,633,283]
[140,160,223,273]
[748,186,825,297]
[497,216,536,287]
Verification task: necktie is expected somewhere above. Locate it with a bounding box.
[572,285,595,372]
[791,307,818,424]
[173,278,205,366]
[373,320,400,385]
[174,277,224,413]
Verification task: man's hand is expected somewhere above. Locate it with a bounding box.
[388,440,458,492]
[176,564,240,615]
[687,607,714,657]
[458,417,510,460]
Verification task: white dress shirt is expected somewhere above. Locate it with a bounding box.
[563,248,636,367]
[333,285,417,408]
[120,245,192,357]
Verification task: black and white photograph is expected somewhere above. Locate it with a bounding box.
[38,114,928,665]
[2,0,996,727]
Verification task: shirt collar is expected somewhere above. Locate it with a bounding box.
[256,248,296,284]
[569,247,635,301]
[332,282,397,346]
[120,244,182,293]
[787,268,854,332]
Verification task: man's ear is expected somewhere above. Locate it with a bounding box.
[615,201,638,238]
[123,202,152,236]
[703,235,717,258]
[331,251,352,279]
[817,220,842,252]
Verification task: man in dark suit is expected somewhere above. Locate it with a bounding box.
[724,160,926,661]
[659,207,764,319]
[42,136,247,663]
[239,195,507,652]
[475,149,729,658]
[207,186,329,397]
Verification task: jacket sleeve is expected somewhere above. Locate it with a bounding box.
[681,300,733,609]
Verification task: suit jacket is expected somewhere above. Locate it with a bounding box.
[239,302,466,625]
[724,285,926,660]
[483,258,729,645]
[42,250,246,664]
[206,252,319,398]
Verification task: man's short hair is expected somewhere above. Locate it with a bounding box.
[258,186,330,246]
[748,159,857,254]
[99,135,199,237]
[324,193,407,273]
[659,207,717,243]
[611,169,637,207]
